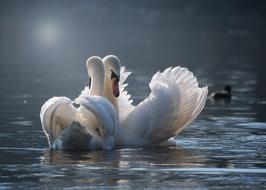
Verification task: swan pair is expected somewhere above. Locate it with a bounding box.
[40,55,208,150]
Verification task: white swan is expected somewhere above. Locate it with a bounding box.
[40,56,118,150]
[102,55,208,147]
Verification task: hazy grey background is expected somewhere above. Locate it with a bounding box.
[0,0,266,99]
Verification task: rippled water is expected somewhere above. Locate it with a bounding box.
[0,62,266,189]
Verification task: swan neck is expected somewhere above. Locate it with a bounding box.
[89,64,105,96]
[104,77,118,112]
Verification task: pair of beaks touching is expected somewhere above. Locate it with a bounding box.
[81,55,121,110]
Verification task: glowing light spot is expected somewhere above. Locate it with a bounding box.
[37,22,60,46]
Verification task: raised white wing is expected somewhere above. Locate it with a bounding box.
[121,66,208,145]
[118,66,135,121]
[40,97,76,146]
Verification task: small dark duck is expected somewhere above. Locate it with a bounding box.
[209,85,231,100]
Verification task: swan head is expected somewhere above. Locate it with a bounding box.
[85,56,105,96]
[103,55,121,97]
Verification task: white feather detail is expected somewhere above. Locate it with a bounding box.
[40,97,75,147]
[118,66,135,121]
[116,66,208,147]
[40,96,118,150]
[74,86,90,104]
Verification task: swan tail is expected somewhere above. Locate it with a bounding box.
[126,66,208,145]
[40,97,75,147]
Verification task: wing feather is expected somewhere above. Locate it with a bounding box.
[123,66,208,145]
[118,66,135,121]
[40,97,75,146]
[75,86,90,104]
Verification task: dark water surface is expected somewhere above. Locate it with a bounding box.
[1,0,266,189]
[0,63,266,189]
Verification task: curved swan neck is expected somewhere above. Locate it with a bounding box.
[104,77,119,112]
[86,57,105,96]
[90,68,104,96]
[103,55,121,112]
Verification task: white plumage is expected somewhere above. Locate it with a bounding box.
[103,55,208,147]
[40,57,118,150]
[40,55,208,150]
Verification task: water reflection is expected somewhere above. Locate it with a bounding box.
[41,147,203,167]
[38,148,207,189]
[208,97,231,105]
[41,150,113,165]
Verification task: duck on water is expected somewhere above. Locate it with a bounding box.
[209,85,231,100]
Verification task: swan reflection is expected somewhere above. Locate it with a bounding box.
[41,147,205,168]
[40,147,206,188]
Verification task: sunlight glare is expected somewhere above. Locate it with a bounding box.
[37,22,60,46]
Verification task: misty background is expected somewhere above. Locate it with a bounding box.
[0,0,265,104]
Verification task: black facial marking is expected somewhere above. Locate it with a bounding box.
[88,76,91,89]
[111,69,120,81]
